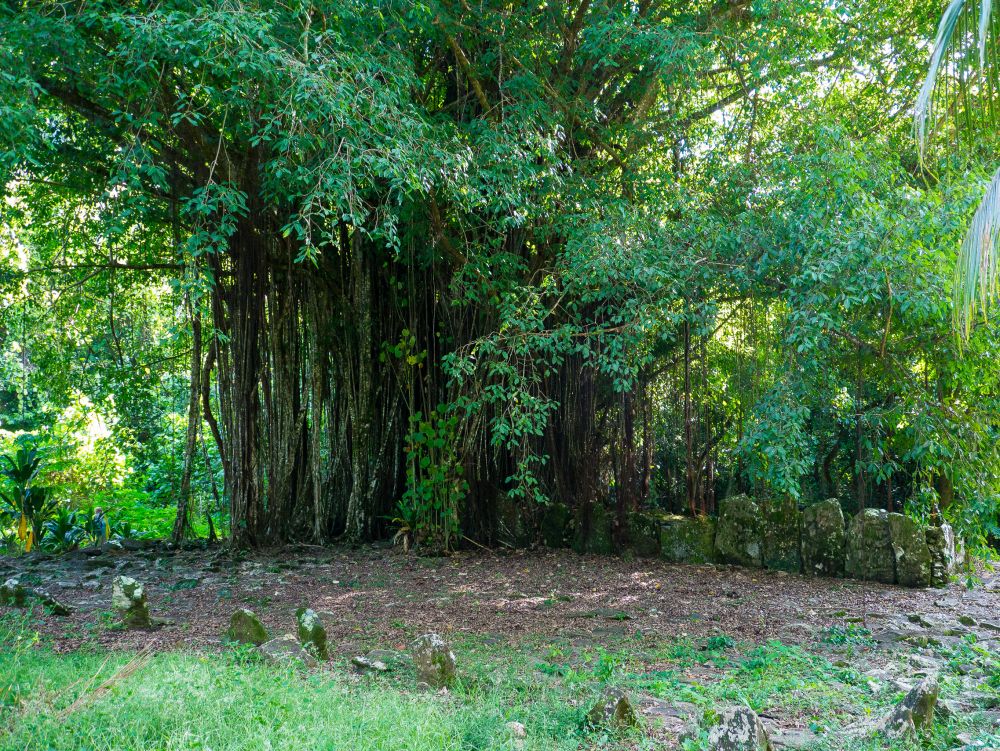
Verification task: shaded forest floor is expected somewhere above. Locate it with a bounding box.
[1,545,999,750]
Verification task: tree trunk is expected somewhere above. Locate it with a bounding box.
[172,310,203,544]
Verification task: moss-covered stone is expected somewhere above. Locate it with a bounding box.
[800,499,845,577]
[846,509,895,584]
[762,497,801,572]
[926,523,957,588]
[626,512,660,557]
[659,515,717,564]
[496,496,534,548]
[296,607,329,660]
[714,495,763,568]
[228,607,269,645]
[887,513,932,588]
[540,502,573,548]
[574,503,614,555]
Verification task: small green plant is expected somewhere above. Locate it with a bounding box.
[820,623,875,646]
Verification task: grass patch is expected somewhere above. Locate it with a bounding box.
[1,614,999,751]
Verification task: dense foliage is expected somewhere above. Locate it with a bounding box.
[0,1,997,551]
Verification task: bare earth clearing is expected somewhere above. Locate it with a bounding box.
[2,543,997,656]
[3,544,1000,748]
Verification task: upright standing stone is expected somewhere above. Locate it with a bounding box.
[706,707,774,751]
[846,509,896,584]
[112,576,152,628]
[925,523,957,587]
[887,513,932,588]
[884,676,939,737]
[296,607,329,661]
[586,688,639,729]
[762,498,801,572]
[660,515,717,564]
[411,633,456,688]
[800,499,846,577]
[228,608,269,645]
[715,495,763,568]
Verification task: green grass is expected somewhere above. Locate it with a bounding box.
[1,611,999,751]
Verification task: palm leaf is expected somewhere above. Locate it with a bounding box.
[954,167,1000,338]
[916,0,1000,338]
[914,0,968,158]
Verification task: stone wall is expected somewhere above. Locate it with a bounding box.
[630,498,959,588]
[512,497,960,588]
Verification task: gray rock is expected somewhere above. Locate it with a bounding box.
[768,727,818,750]
[846,509,896,584]
[885,675,939,737]
[411,633,456,688]
[505,721,527,738]
[258,634,318,668]
[888,513,932,588]
[763,498,801,572]
[227,608,269,646]
[715,495,763,568]
[926,523,958,587]
[296,608,328,661]
[586,687,639,729]
[705,706,774,751]
[660,515,717,564]
[351,655,389,672]
[800,499,845,577]
[111,576,152,628]
[31,588,72,616]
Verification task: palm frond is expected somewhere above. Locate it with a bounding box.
[979,0,994,66]
[954,167,1000,338]
[915,0,968,158]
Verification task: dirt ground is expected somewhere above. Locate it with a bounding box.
[2,542,997,657]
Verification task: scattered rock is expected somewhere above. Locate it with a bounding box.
[926,523,958,587]
[767,726,817,750]
[296,608,329,661]
[800,499,845,577]
[111,576,152,628]
[258,634,318,668]
[31,589,72,616]
[660,514,717,564]
[884,675,939,737]
[762,498,801,573]
[715,495,763,568]
[351,655,389,672]
[696,706,774,751]
[846,509,896,584]
[887,513,932,587]
[411,633,456,688]
[505,721,527,737]
[587,687,639,729]
[227,608,269,646]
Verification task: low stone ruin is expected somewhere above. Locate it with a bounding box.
[536,495,960,588]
